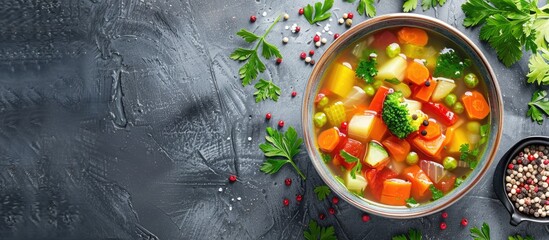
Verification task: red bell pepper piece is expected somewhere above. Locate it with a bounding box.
[423,102,459,126]
[332,138,366,170]
[364,167,398,200]
[368,86,390,114]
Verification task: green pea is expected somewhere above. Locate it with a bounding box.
[443,156,458,171]
[364,85,375,96]
[464,73,479,88]
[386,43,401,58]
[313,112,327,128]
[406,151,419,165]
[444,93,457,107]
[318,96,329,108]
[466,121,481,133]
[372,80,383,90]
[453,102,464,114]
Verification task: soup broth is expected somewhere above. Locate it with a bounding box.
[313,26,490,206]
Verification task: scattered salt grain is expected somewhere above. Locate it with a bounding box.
[262,12,267,17]
[237,197,242,201]
[218,187,223,192]
[247,137,252,141]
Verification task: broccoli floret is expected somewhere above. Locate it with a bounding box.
[381,91,420,139]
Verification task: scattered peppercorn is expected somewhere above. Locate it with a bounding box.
[461,218,468,226]
[309,50,315,56]
[328,207,336,215]
[283,13,290,20]
[300,52,307,59]
[440,222,447,230]
[421,130,427,136]
[278,120,285,128]
[250,15,257,23]
[310,60,315,65]
[319,213,326,220]
[441,212,448,219]
[295,26,301,33]
[229,175,237,183]
[305,57,312,63]
[345,19,352,27]
[282,37,289,44]
[285,178,292,186]
[265,113,272,120]
[332,196,339,205]
[333,33,340,39]
[283,198,290,206]
[347,13,354,19]
[342,13,348,19]
[276,58,282,64]
[296,194,303,202]
[313,35,320,42]
[361,213,370,222]
[298,8,304,15]
[291,91,297,98]
[422,120,429,126]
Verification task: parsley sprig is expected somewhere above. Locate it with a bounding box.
[303,220,337,240]
[355,57,378,84]
[343,0,376,17]
[470,222,490,240]
[462,0,549,70]
[405,197,419,208]
[403,0,447,12]
[303,0,334,24]
[527,90,549,124]
[314,185,331,201]
[392,229,422,240]
[429,185,444,200]
[527,48,549,85]
[259,127,306,180]
[254,79,281,102]
[230,15,282,86]
[459,143,480,169]
[340,150,362,179]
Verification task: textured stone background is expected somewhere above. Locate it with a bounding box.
[0,0,548,239]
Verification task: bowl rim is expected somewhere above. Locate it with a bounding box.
[493,136,549,226]
[301,13,504,218]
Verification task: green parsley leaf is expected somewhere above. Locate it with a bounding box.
[340,150,362,179]
[259,127,306,180]
[236,29,260,43]
[508,235,535,240]
[405,197,420,208]
[403,0,418,12]
[429,185,444,200]
[470,222,490,240]
[357,0,376,17]
[253,79,281,103]
[355,57,378,84]
[527,90,549,124]
[459,143,480,169]
[527,49,549,85]
[421,0,447,11]
[321,153,332,163]
[455,177,465,188]
[303,0,334,24]
[392,229,422,240]
[303,220,337,240]
[230,15,282,86]
[314,185,331,201]
[433,48,469,79]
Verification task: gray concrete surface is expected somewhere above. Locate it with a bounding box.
[0,0,548,239]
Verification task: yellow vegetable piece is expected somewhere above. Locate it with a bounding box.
[324,101,346,127]
[324,63,355,98]
[447,127,469,153]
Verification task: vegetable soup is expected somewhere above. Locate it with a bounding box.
[313,27,491,207]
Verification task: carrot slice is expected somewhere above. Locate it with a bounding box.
[405,61,430,85]
[461,91,490,120]
[402,165,433,201]
[370,116,388,142]
[413,79,437,102]
[380,179,412,206]
[419,120,441,140]
[411,134,446,157]
[397,27,429,47]
[368,86,390,114]
[318,128,341,153]
[442,126,456,147]
[382,136,411,162]
[434,173,456,193]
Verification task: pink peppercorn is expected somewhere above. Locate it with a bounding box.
[250,15,257,23]
[298,8,304,15]
[296,194,303,202]
[278,120,285,128]
[265,113,272,120]
[440,222,447,230]
[362,214,370,222]
[283,198,290,206]
[285,178,292,186]
[229,175,237,183]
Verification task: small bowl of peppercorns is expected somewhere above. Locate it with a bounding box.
[493,136,549,226]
